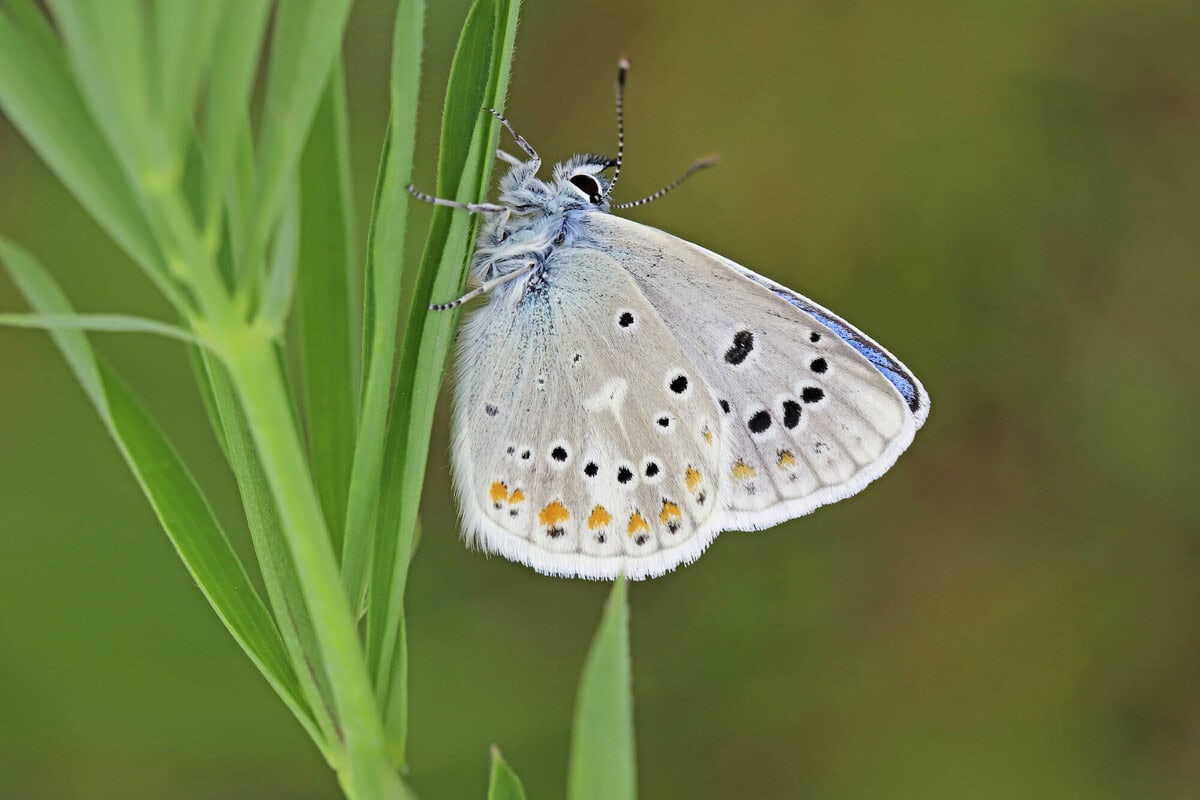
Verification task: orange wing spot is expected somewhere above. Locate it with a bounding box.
[731,460,757,481]
[489,481,508,503]
[587,505,612,530]
[685,466,703,492]
[702,427,713,444]
[777,450,796,468]
[627,512,649,537]
[508,488,526,504]
[538,500,570,527]
[659,501,682,524]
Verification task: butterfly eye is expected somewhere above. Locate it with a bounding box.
[568,173,602,203]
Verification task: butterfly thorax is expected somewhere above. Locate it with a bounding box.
[471,153,616,283]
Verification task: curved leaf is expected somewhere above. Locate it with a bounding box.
[0,238,323,753]
[567,578,636,800]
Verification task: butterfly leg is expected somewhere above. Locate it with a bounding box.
[406,184,506,216]
[429,261,535,311]
[496,148,522,167]
[487,108,540,171]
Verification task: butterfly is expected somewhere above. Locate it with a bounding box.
[413,59,929,580]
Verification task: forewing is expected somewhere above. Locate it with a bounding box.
[582,213,928,531]
[451,247,724,579]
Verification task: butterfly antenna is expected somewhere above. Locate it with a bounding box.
[611,154,720,209]
[605,57,630,198]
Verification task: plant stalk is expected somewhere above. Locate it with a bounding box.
[220,328,403,800]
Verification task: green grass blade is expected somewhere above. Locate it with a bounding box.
[3,0,61,56]
[366,0,521,767]
[200,0,270,245]
[567,578,636,800]
[0,7,175,305]
[244,0,354,291]
[0,237,323,753]
[340,0,426,608]
[296,63,359,551]
[98,362,331,757]
[0,312,203,345]
[151,1,223,156]
[488,745,529,800]
[187,344,231,461]
[197,350,342,754]
[46,0,167,195]
[259,185,301,333]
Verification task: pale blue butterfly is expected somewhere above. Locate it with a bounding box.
[413,60,930,580]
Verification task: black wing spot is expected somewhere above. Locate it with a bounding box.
[634,534,648,545]
[669,374,689,394]
[724,330,755,365]
[782,399,802,429]
[618,311,635,328]
[551,446,568,462]
[657,416,671,428]
[547,526,565,539]
[802,387,825,404]
[521,449,532,460]
[584,461,599,477]
[810,331,822,343]
[617,466,634,484]
[644,462,660,478]
[485,403,498,416]
[810,358,828,374]
[748,410,772,434]
[719,399,730,414]
[506,446,515,455]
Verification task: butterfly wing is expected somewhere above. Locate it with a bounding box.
[579,212,929,532]
[452,246,725,579]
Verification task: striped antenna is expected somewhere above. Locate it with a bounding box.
[605,58,630,198]
[612,155,720,210]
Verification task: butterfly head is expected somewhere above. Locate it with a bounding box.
[555,153,619,208]
[496,152,618,216]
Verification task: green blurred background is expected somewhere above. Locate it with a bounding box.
[3,0,1199,797]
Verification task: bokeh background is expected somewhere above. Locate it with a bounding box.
[3,1,1199,797]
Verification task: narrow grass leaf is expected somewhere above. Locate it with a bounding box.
[151,1,223,156]
[297,64,359,551]
[488,745,529,800]
[0,312,203,345]
[567,578,636,800]
[0,238,322,751]
[340,0,426,608]
[200,0,270,243]
[4,0,61,57]
[259,186,301,333]
[367,0,522,766]
[198,350,342,753]
[0,7,174,305]
[187,344,231,461]
[99,362,330,756]
[246,0,354,291]
[47,0,166,199]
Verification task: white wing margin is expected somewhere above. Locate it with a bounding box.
[581,213,929,532]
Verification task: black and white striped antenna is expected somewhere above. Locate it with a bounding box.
[605,57,630,198]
